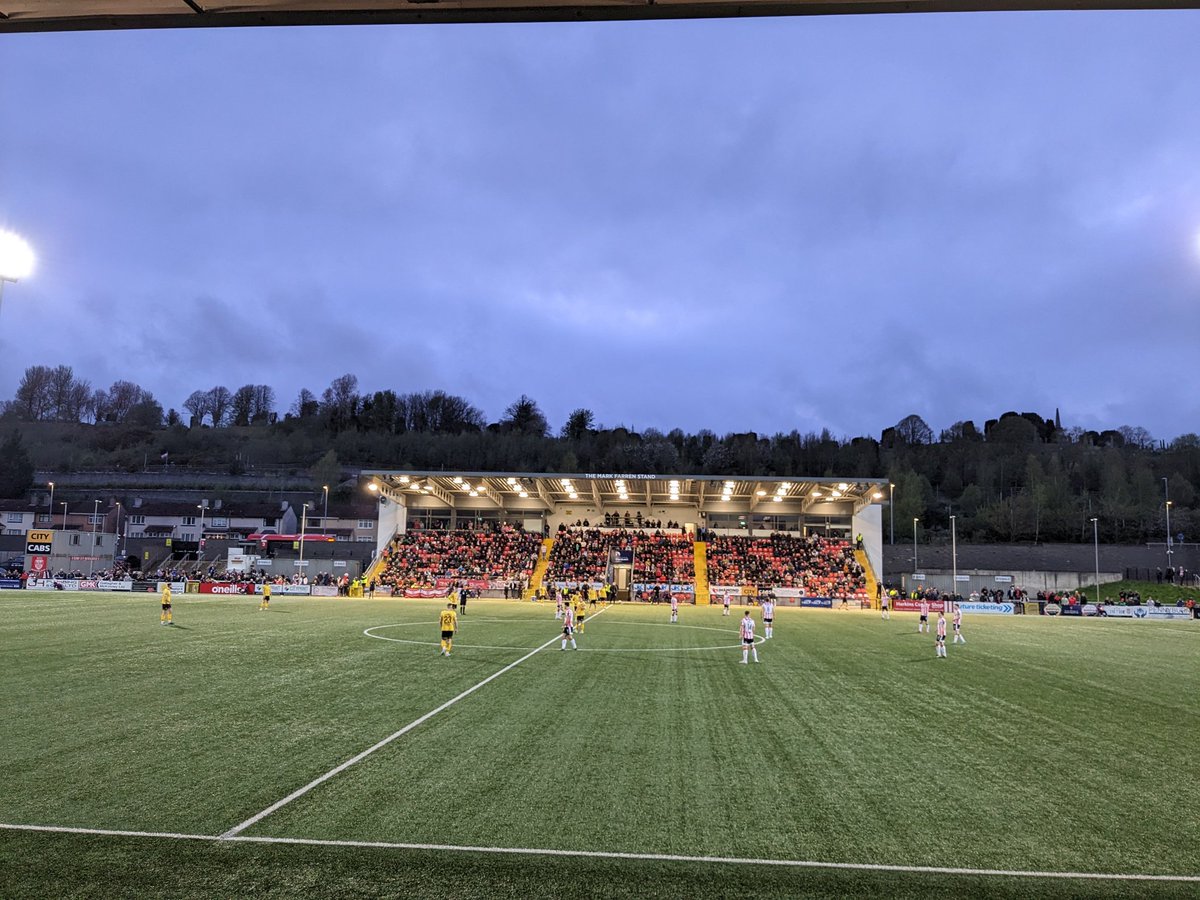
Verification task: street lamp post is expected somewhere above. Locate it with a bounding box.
[1163,476,1172,578]
[90,500,101,575]
[913,517,919,574]
[0,229,35,316]
[950,515,958,599]
[61,501,68,531]
[298,502,311,575]
[48,481,55,530]
[1091,517,1100,605]
[197,502,207,567]
[889,482,895,545]
[323,485,329,530]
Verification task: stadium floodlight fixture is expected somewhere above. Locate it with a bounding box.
[367,481,378,492]
[0,229,35,315]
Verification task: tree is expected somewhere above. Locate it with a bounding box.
[182,390,211,428]
[499,394,548,437]
[207,386,233,427]
[0,431,34,497]
[94,380,148,423]
[1118,425,1154,450]
[250,385,276,424]
[894,414,934,445]
[321,374,359,432]
[230,385,256,427]
[46,365,91,422]
[290,388,319,419]
[127,396,165,429]
[562,408,595,440]
[429,391,484,434]
[13,365,54,420]
[310,449,341,494]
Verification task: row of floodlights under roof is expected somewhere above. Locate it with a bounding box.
[381,476,880,503]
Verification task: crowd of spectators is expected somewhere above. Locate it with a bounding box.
[547,527,632,582]
[377,523,540,590]
[632,532,695,584]
[706,533,865,596]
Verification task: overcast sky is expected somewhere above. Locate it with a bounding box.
[2,10,1199,441]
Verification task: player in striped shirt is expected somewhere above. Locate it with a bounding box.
[918,598,930,633]
[935,610,947,658]
[760,597,775,640]
[561,603,578,651]
[670,593,679,623]
[739,610,759,664]
[555,590,564,620]
[952,603,965,643]
[722,592,731,616]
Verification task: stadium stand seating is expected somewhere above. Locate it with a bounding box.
[377,524,540,589]
[545,528,631,583]
[632,532,696,584]
[706,533,865,596]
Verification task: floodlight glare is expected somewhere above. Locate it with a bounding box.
[0,230,34,282]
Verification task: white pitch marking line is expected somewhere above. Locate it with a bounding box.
[220,606,610,839]
[1,824,1197,883]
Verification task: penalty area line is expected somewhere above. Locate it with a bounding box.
[219,605,609,839]
[1,823,1197,883]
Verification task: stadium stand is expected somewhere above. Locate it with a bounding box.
[706,533,866,596]
[632,532,696,584]
[546,528,631,583]
[377,524,540,589]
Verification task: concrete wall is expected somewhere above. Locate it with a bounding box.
[884,542,1200,585]
[852,504,882,578]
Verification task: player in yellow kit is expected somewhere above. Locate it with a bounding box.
[160,582,174,626]
[438,601,458,657]
[259,582,271,611]
[574,593,586,633]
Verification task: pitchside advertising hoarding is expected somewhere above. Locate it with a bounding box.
[1101,605,1193,619]
[892,599,947,613]
[956,602,1016,615]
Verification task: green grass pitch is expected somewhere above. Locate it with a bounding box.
[1,592,1197,898]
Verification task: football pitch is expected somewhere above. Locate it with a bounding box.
[1,593,1197,899]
